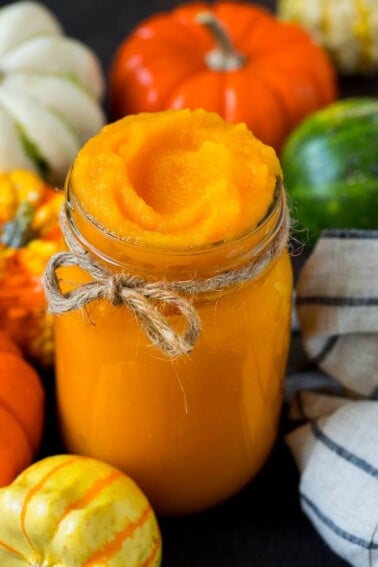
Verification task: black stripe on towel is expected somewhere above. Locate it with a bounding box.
[369,386,378,400]
[297,296,378,307]
[322,229,378,240]
[312,335,339,365]
[311,421,378,479]
[301,493,378,550]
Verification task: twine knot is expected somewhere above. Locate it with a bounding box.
[106,274,142,306]
[44,204,290,358]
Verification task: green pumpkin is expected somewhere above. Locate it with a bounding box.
[281,98,378,244]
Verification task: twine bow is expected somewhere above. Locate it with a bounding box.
[44,207,290,358]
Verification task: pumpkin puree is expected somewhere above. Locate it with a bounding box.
[71,109,281,248]
[55,109,292,515]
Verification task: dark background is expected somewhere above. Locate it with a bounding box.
[25,0,377,564]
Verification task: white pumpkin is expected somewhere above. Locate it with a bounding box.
[0,1,105,184]
[278,0,378,75]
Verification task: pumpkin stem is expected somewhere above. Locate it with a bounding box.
[196,11,245,71]
[1,202,35,248]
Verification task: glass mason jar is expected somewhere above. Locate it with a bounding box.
[53,175,293,516]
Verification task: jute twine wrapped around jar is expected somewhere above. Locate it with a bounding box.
[44,204,290,358]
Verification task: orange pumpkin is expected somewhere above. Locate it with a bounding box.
[0,331,44,486]
[109,1,338,150]
[0,169,63,365]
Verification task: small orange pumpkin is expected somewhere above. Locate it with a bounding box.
[110,1,338,150]
[0,331,44,486]
[0,169,63,365]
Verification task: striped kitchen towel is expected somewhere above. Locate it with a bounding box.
[286,229,378,567]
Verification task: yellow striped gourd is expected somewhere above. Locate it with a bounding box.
[278,0,378,74]
[0,455,162,566]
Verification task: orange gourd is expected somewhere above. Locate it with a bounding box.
[0,331,44,486]
[109,1,338,150]
[0,169,64,365]
[0,331,22,358]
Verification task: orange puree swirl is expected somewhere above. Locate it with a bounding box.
[71,109,281,248]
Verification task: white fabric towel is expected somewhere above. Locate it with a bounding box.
[286,229,378,567]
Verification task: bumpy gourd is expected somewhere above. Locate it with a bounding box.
[0,169,63,364]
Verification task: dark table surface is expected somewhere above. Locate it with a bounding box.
[34,0,378,564]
